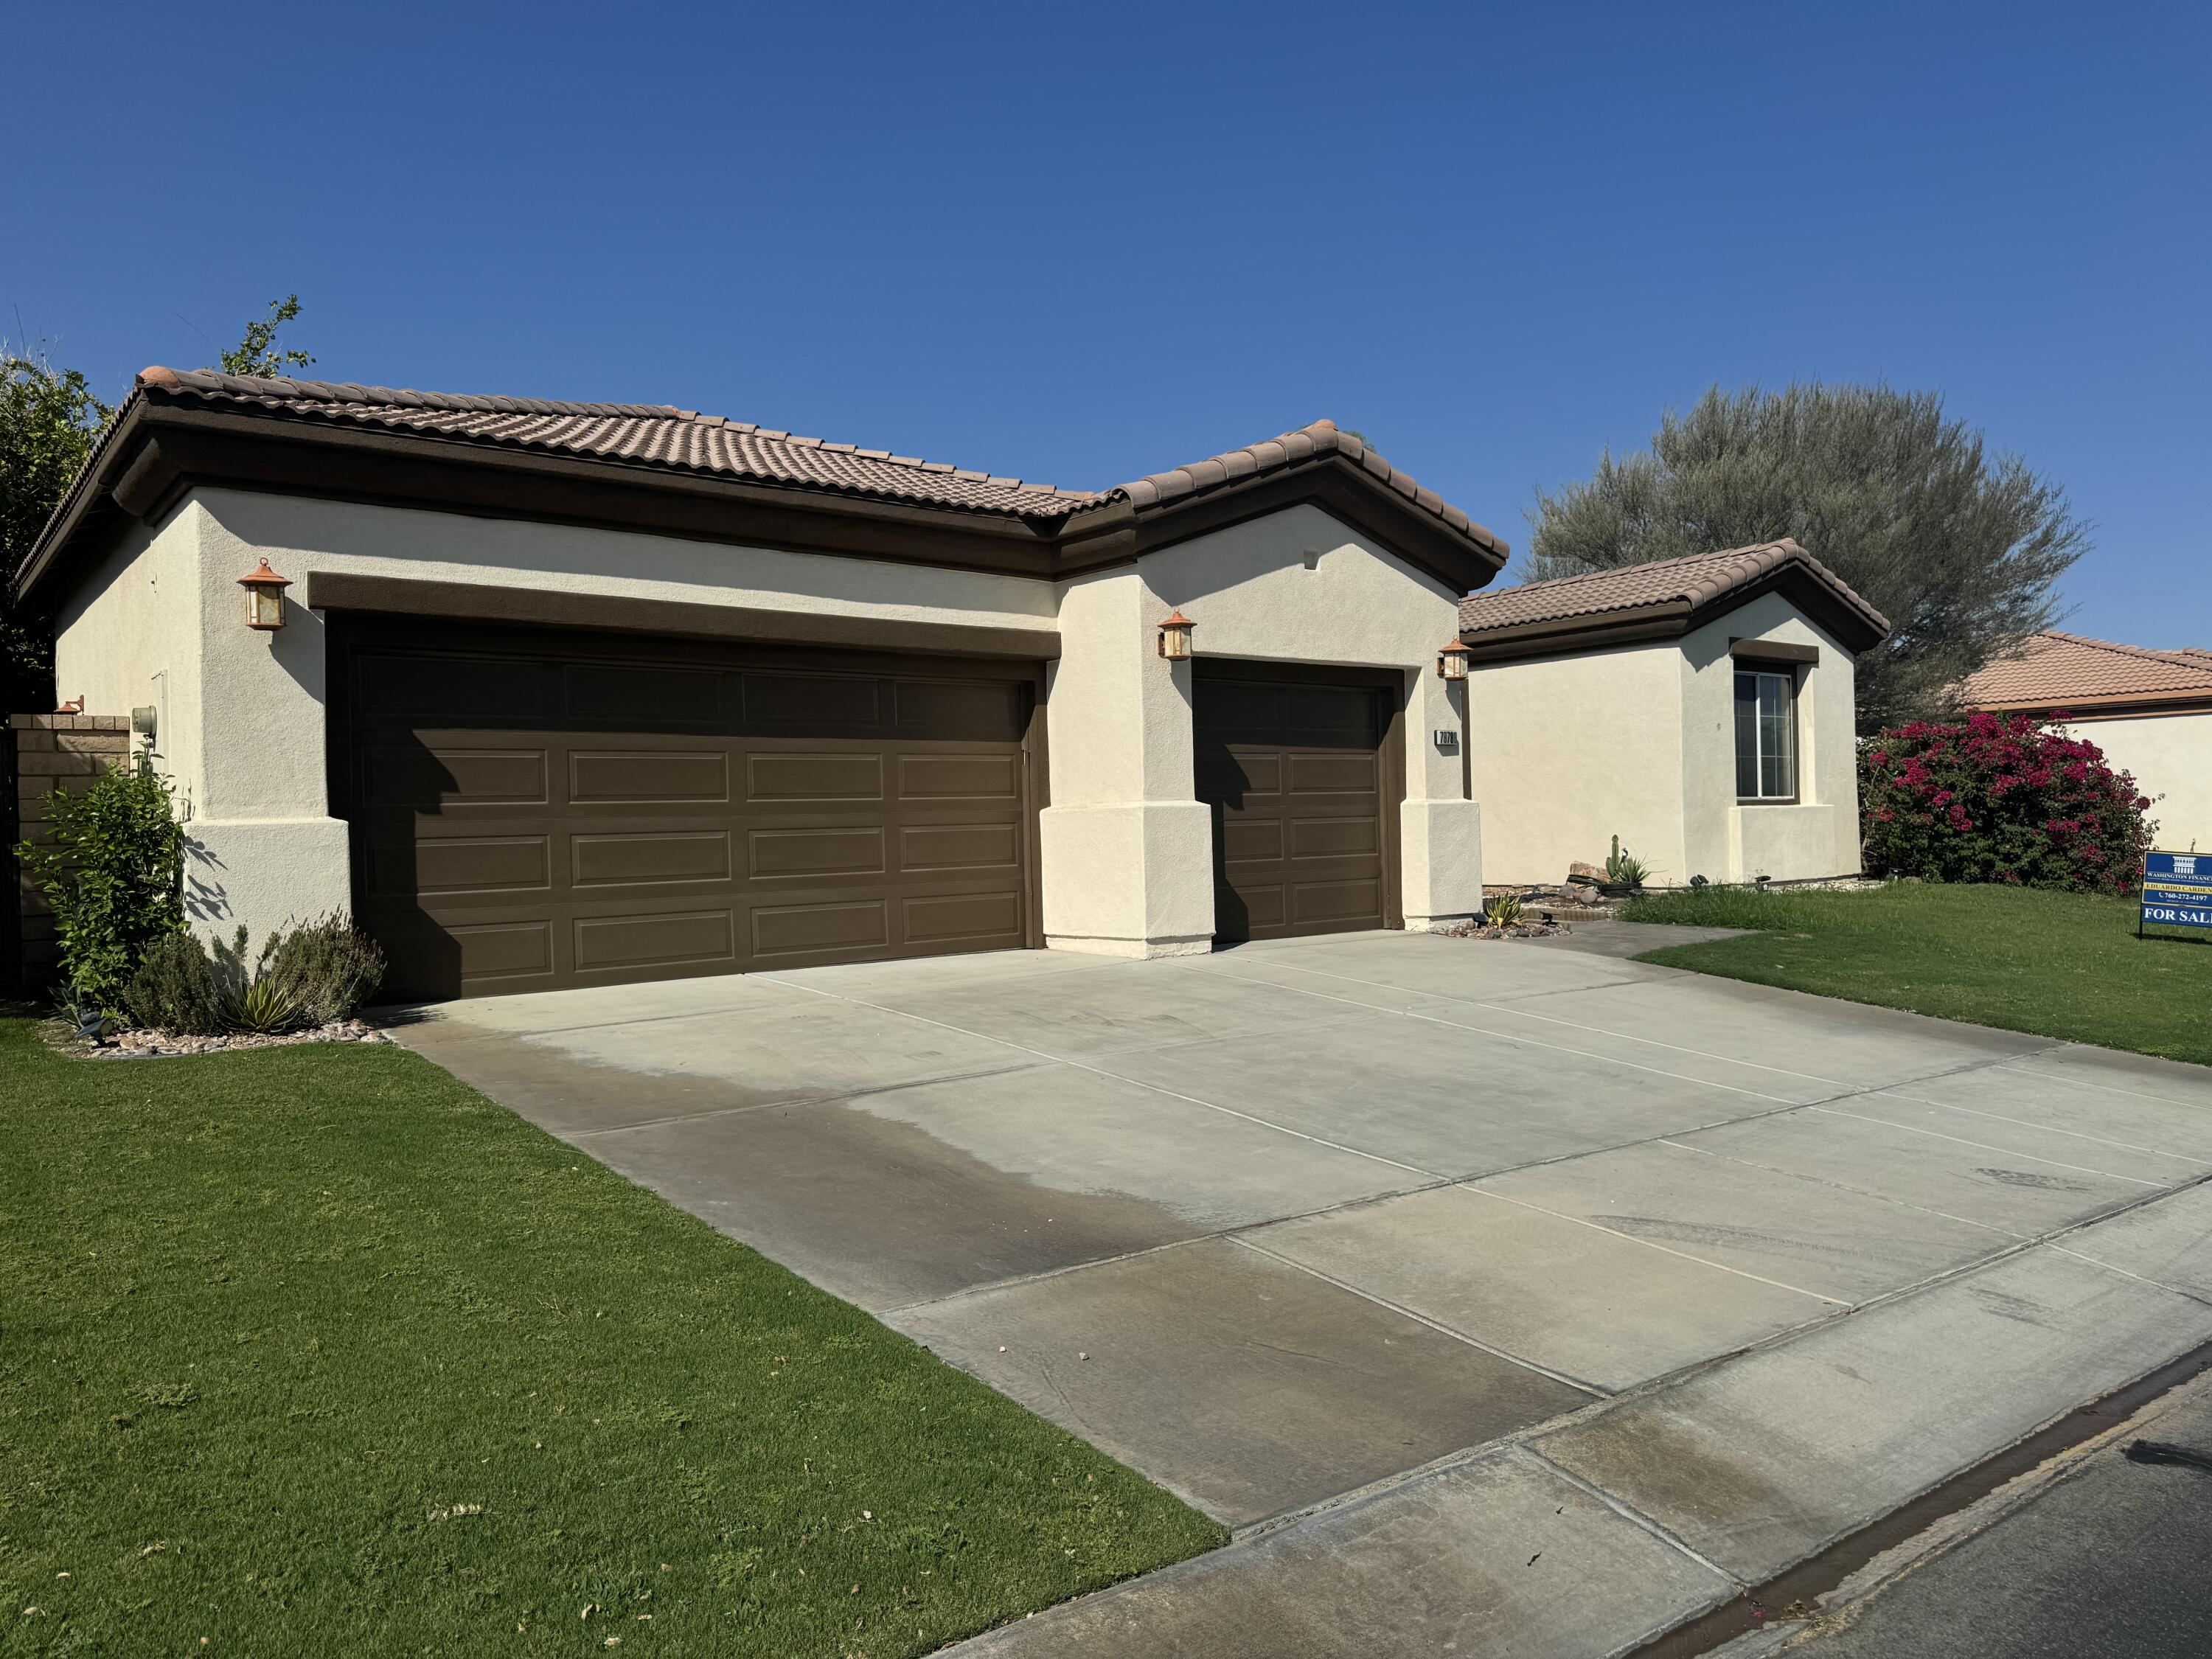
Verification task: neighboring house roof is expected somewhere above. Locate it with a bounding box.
[1952,630,2212,716]
[15,369,1508,605]
[1455,540,1891,664]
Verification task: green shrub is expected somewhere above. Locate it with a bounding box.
[265,913,386,1023]
[1485,891,1525,928]
[13,759,184,1012]
[125,932,224,1035]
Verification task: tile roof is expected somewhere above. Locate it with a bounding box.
[1113,419,1503,554]
[1952,630,2212,711]
[1458,540,1889,641]
[128,372,1503,557]
[137,366,1101,518]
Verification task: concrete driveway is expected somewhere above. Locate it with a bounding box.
[392,928,2212,1656]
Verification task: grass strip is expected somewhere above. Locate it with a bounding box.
[1623,883,2212,1068]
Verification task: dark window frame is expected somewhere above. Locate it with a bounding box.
[1733,660,1802,806]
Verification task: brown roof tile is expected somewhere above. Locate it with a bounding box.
[1105,418,1505,557]
[1952,630,2212,711]
[1458,540,1889,643]
[122,373,1506,563]
[137,366,1104,518]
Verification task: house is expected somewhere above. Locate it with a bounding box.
[13,368,1504,1000]
[1952,630,2212,854]
[1456,543,1891,888]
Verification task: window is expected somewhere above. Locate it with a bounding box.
[1734,668,1797,801]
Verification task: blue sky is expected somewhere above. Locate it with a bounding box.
[7,3,2206,641]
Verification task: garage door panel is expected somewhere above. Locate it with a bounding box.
[344,628,1036,998]
[575,908,738,973]
[900,823,1021,871]
[564,663,728,725]
[1220,818,1284,863]
[747,826,888,878]
[895,678,1026,737]
[742,672,883,728]
[571,830,734,888]
[751,899,893,959]
[1293,878,1385,925]
[447,918,557,982]
[903,890,1024,945]
[745,751,886,802]
[1195,681,1283,732]
[570,749,731,804]
[409,835,554,897]
[364,745,550,810]
[359,653,554,720]
[899,753,1019,799]
[1283,685,1378,740]
[1199,753,1283,802]
[1289,816,1380,858]
[1286,752,1379,795]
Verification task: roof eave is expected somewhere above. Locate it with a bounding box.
[1966,689,2212,718]
[1458,560,1891,664]
[13,397,1082,606]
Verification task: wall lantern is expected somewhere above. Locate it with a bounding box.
[239,559,291,630]
[1156,610,1196,661]
[1436,639,1472,680]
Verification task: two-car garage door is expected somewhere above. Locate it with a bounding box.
[335,622,1042,1002]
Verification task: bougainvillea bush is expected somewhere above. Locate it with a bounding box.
[1859,712,2154,892]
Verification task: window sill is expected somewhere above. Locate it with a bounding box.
[1736,797,1803,807]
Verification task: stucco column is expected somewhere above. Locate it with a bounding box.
[1037,568,1215,957]
[184,505,352,942]
[1400,669,1483,929]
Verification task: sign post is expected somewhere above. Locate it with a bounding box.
[2140,852,2212,939]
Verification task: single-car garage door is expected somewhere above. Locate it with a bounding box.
[333,622,1043,1001]
[1193,661,1403,942]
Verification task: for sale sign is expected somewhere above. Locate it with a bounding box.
[2141,852,2212,932]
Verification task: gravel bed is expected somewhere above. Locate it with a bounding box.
[60,1018,395,1060]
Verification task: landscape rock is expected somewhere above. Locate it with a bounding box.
[61,1018,396,1060]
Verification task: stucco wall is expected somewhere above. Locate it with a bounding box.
[1464,642,1687,886]
[2063,712,2212,855]
[52,506,203,796]
[1466,591,1865,888]
[1680,593,1863,882]
[52,487,1480,961]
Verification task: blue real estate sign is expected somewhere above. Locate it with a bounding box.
[2141,852,2212,932]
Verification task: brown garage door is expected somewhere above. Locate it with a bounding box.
[333,622,1043,1001]
[1194,661,1402,943]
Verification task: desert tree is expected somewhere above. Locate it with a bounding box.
[1528,383,2087,732]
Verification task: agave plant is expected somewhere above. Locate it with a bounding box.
[1604,835,1650,891]
[210,926,304,1035]
[1485,891,1525,929]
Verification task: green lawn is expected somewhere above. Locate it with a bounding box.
[0,1020,1222,1657]
[1622,883,2212,1068]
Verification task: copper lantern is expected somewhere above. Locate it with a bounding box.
[1436,639,1471,681]
[1156,610,1195,661]
[240,560,291,630]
